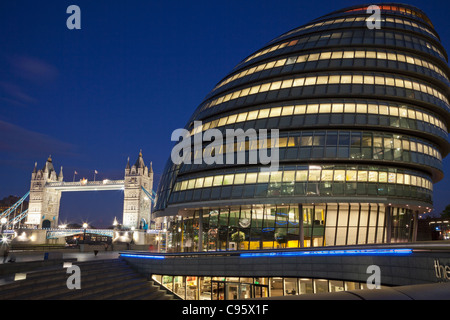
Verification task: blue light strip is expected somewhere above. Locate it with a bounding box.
[121,254,165,260]
[120,249,412,260]
[240,248,413,258]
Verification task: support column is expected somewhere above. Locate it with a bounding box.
[385,205,392,244]
[298,204,304,248]
[412,210,418,242]
[198,209,203,252]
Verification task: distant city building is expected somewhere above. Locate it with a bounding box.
[0,195,28,228]
[417,217,450,241]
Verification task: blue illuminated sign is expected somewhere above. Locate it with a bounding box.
[240,248,413,258]
[120,254,165,259]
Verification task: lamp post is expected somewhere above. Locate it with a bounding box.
[1,217,7,244]
[130,226,135,249]
[82,223,88,244]
[155,235,160,253]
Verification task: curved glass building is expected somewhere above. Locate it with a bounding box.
[154,3,450,252]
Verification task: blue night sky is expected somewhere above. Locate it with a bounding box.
[0,0,449,228]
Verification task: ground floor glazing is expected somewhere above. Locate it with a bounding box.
[154,203,418,252]
[151,275,379,300]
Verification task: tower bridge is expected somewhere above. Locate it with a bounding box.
[1,151,155,231]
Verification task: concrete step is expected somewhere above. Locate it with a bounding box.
[0,258,178,300]
[56,275,148,300]
[83,280,161,300]
[0,261,136,299]
[20,271,141,300]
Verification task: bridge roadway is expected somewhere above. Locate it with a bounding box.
[120,242,450,287]
[45,180,125,192]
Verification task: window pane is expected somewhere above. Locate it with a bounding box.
[213,175,224,186]
[308,170,321,181]
[296,170,308,181]
[234,173,246,184]
[223,174,234,185]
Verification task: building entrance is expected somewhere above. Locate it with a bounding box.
[211,280,268,300]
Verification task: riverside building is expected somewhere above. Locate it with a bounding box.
[153,3,450,254]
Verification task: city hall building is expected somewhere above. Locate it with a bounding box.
[153,3,450,254]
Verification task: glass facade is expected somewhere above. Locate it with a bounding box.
[154,4,450,253]
[156,203,418,252]
[151,274,374,300]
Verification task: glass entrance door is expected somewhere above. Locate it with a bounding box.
[226,282,240,300]
[212,281,225,300]
[212,280,269,300]
[253,285,269,298]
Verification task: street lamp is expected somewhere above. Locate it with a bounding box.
[1,217,7,243]
[82,223,88,244]
[130,226,135,246]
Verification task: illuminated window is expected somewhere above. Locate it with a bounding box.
[257,172,270,183]
[331,51,343,59]
[319,104,331,113]
[234,173,246,185]
[334,170,346,181]
[247,110,259,120]
[281,79,293,88]
[353,75,363,84]
[364,75,374,84]
[321,170,334,181]
[357,171,368,182]
[329,75,340,84]
[341,75,352,84]
[188,179,196,189]
[213,175,224,186]
[388,173,396,183]
[316,76,329,85]
[269,107,282,117]
[308,170,321,181]
[204,177,213,188]
[355,51,365,58]
[282,106,294,116]
[246,173,258,184]
[281,171,295,183]
[307,104,319,114]
[293,78,305,87]
[258,109,270,118]
[195,178,204,189]
[296,170,308,181]
[294,105,306,114]
[344,103,356,113]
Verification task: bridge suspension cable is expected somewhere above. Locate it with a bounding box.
[0,191,30,220]
[9,209,28,225]
[141,186,156,206]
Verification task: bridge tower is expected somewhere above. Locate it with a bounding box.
[122,150,154,229]
[26,156,63,228]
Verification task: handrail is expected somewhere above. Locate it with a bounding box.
[46,180,124,187]
[119,241,450,260]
